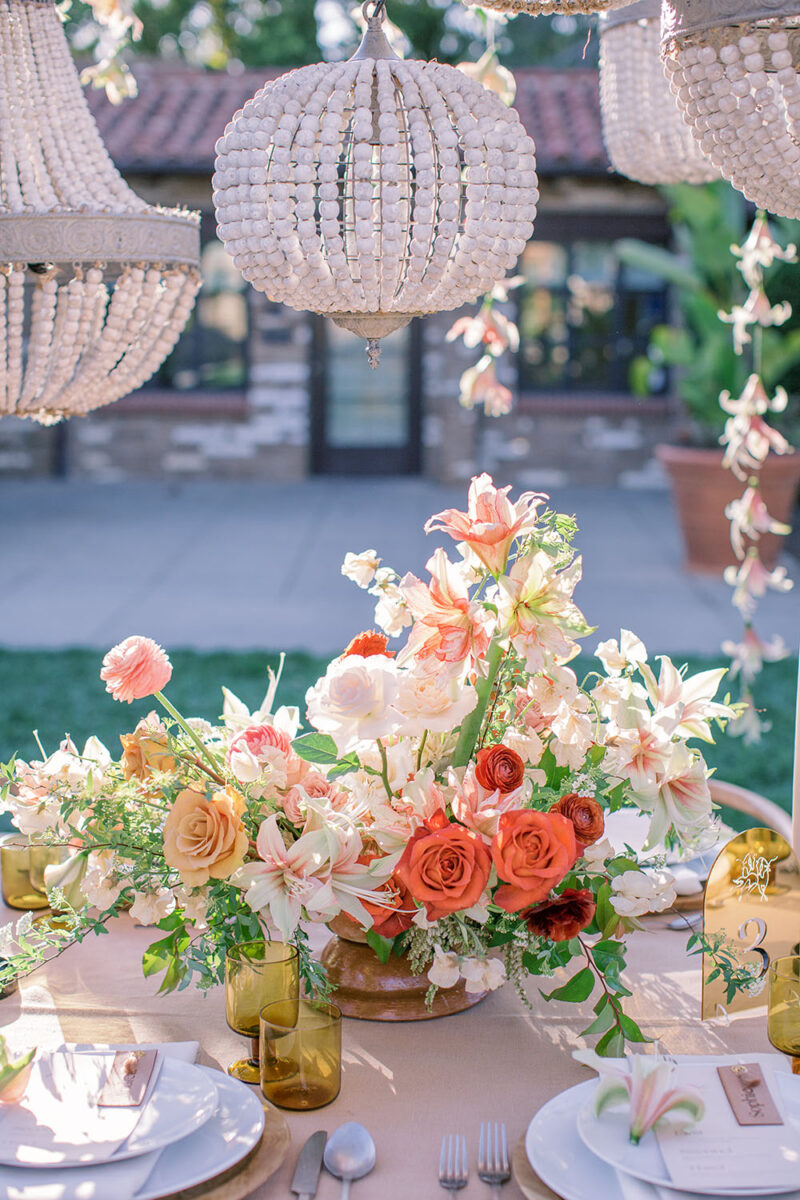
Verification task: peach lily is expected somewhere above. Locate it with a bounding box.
[425,472,545,577]
[398,548,492,675]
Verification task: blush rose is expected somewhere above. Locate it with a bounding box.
[491,809,578,912]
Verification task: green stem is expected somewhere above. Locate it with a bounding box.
[415,729,428,773]
[376,740,393,800]
[155,691,224,779]
[451,640,505,768]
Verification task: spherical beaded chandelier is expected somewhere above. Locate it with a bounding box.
[213,1,538,367]
[0,0,201,424]
[463,0,634,18]
[661,0,800,217]
[600,0,718,183]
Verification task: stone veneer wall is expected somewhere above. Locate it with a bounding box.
[0,295,674,487]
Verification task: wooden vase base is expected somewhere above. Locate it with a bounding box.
[320,934,487,1021]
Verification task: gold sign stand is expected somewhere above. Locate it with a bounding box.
[702,826,800,1019]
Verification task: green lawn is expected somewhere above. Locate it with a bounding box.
[0,649,795,827]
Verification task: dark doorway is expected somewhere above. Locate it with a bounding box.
[310,316,422,475]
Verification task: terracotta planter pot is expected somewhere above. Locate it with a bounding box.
[656,444,800,573]
[320,915,488,1021]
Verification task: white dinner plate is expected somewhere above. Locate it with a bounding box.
[576,1070,800,1197]
[0,1068,265,1200]
[0,1055,218,1167]
[525,1076,800,1200]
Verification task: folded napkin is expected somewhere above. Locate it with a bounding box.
[0,1041,200,1200]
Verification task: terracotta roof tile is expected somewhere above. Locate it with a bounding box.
[86,60,608,176]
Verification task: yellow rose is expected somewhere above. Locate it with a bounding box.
[163,786,248,888]
[120,728,176,781]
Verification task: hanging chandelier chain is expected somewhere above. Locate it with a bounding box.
[363,0,387,24]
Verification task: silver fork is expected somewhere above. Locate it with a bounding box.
[439,1134,469,1193]
[478,1122,510,1198]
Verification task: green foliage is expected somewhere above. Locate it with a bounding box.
[687,929,761,1004]
[618,182,800,442]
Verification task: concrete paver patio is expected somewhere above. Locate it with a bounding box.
[1,477,798,656]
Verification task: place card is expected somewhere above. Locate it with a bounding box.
[98,1049,158,1107]
[656,1063,800,1192]
[717,1063,783,1126]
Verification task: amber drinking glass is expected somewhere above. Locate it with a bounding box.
[225,941,299,1083]
[260,997,342,1111]
[767,955,800,1074]
[0,839,66,911]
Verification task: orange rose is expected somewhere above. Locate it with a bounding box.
[491,810,578,912]
[395,810,491,921]
[475,744,525,794]
[163,785,248,887]
[360,868,416,939]
[550,794,605,848]
[120,727,175,781]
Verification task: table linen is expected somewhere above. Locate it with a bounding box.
[0,901,776,1200]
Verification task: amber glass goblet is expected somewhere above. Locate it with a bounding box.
[0,839,62,911]
[225,941,299,1083]
[260,997,342,1111]
[767,956,800,1075]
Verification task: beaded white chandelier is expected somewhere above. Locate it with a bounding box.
[463,0,633,17]
[599,0,718,184]
[0,0,200,424]
[213,1,538,366]
[662,0,800,218]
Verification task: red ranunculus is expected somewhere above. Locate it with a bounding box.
[475,744,525,794]
[523,888,596,941]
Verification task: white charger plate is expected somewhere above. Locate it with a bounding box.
[0,1056,218,1167]
[525,1077,800,1200]
[0,1068,265,1200]
[137,1067,265,1199]
[576,1071,800,1197]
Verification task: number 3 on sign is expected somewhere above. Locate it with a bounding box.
[701,827,800,1020]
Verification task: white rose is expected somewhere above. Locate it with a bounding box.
[428,947,461,989]
[460,956,506,994]
[342,549,381,588]
[610,868,676,917]
[130,888,176,927]
[395,670,478,736]
[305,656,401,754]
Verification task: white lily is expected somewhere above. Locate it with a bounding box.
[575,1050,704,1145]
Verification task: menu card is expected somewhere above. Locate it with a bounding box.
[655,1062,800,1192]
[0,1051,161,1166]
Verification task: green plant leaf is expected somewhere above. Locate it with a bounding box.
[365,929,394,965]
[596,1026,627,1058]
[292,733,344,764]
[541,966,595,1004]
[617,1012,651,1043]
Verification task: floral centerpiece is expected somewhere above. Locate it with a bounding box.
[1,476,739,1054]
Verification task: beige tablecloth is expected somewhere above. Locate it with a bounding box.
[0,901,775,1200]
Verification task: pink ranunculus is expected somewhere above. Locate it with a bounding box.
[100,636,172,704]
[227,723,296,791]
[397,548,492,675]
[425,472,545,577]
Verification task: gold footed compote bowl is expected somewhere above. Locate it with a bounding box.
[224,941,299,1083]
[767,956,800,1075]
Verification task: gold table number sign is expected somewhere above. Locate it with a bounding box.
[702,827,800,1020]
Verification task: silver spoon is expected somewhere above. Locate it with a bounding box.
[323,1122,376,1200]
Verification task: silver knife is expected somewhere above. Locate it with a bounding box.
[291,1130,328,1200]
